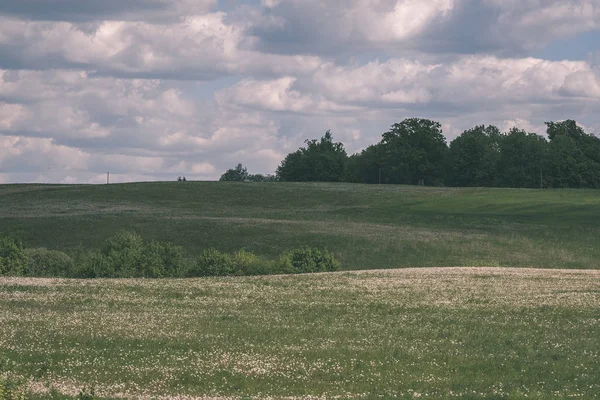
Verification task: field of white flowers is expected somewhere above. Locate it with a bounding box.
[1,268,599,399]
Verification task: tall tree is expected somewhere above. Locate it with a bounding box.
[344,144,382,184]
[545,120,600,188]
[448,125,501,187]
[378,118,448,185]
[497,128,548,188]
[277,131,348,182]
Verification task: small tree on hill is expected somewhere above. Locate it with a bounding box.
[220,163,249,182]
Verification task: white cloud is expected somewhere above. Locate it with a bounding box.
[216,77,312,112]
[363,0,454,42]
[0,136,89,172]
[0,14,322,80]
[219,56,600,114]
[559,71,600,98]
[486,0,600,41]
[0,69,183,141]
[213,55,600,148]
[0,0,599,184]
[0,68,292,182]
[249,0,599,56]
[0,103,27,130]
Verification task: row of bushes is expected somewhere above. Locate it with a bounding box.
[0,232,340,279]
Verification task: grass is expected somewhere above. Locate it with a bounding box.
[1,268,599,399]
[1,182,600,270]
[2,183,600,398]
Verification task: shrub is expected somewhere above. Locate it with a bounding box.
[231,249,274,276]
[0,237,27,276]
[24,248,74,277]
[189,249,234,277]
[189,248,340,277]
[142,241,187,278]
[189,249,275,277]
[0,231,343,279]
[277,247,341,274]
[72,251,113,279]
[73,231,187,278]
[74,231,188,278]
[100,230,145,278]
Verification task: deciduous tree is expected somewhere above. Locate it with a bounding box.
[277,131,348,182]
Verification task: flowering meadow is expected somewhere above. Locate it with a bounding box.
[1,268,599,399]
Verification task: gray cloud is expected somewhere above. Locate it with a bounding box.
[0,0,598,183]
[0,15,322,80]
[248,0,600,57]
[216,57,600,115]
[0,0,216,22]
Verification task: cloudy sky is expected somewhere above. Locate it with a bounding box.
[0,0,599,183]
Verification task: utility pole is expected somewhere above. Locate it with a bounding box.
[107,172,110,185]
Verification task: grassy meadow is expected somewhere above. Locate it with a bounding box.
[2,182,600,399]
[1,182,599,270]
[1,268,599,399]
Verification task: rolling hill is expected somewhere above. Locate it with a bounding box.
[1,182,599,270]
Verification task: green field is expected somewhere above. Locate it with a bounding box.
[1,268,600,399]
[2,183,600,399]
[1,182,599,270]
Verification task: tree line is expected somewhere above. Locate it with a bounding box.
[220,118,600,188]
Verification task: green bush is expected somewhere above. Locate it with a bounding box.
[72,251,112,279]
[189,248,234,277]
[0,237,27,276]
[0,232,342,279]
[277,247,341,274]
[189,247,340,277]
[189,249,274,277]
[74,231,188,278]
[100,230,145,278]
[24,248,74,278]
[231,249,274,276]
[142,241,187,278]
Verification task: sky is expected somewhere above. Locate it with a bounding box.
[0,0,599,184]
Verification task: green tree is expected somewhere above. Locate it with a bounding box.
[448,125,501,187]
[344,144,382,184]
[497,128,548,188]
[546,120,586,141]
[0,236,27,276]
[545,120,600,188]
[378,118,448,185]
[277,130,348,182]
[220,163,249,182]
[546,135,586,188]
[247,174,278,182]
